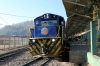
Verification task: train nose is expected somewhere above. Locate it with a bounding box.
[41,27,49,35]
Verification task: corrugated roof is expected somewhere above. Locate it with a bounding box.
[62,0,100,36]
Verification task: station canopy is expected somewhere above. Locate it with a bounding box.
[62,0,100,36]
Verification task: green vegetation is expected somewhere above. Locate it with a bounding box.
[0,20,34,36]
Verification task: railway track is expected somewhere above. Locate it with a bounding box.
[23,57,54,66]
[0,47,28,62]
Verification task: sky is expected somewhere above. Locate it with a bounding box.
[0,0,67,28]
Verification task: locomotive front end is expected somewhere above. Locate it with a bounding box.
[28,13,65,57]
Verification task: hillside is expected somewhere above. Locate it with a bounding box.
[0,20,34,36]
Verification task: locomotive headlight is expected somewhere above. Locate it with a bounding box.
[32,40,35,42]
[52,39,55,42]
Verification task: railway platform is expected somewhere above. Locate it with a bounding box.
[62,0,100,66]
[69,41,88,65]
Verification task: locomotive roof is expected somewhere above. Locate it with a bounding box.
[34,13,64,21]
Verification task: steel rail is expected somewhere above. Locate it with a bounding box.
[41,58,54,66]
[0,47,28,61]
[23,57,43,66]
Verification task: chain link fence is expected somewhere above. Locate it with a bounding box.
[0,35,29,50]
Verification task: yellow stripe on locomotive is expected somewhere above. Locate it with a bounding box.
[29,37,62,57]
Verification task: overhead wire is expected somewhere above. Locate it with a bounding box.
[0,12,36,18]
[0,12,67,18]
[0,12,36,25]
[0,17,9,24]
[0,12,67,25]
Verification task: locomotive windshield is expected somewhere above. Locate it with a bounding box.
[41,20,58,26]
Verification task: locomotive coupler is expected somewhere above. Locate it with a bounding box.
[41,44,44,54]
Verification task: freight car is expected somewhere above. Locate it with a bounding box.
[28,13,69,58]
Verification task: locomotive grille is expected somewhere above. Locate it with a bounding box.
[29,37,62,57]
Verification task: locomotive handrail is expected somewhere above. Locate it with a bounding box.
[57,26,60,37]
[29,37,61,39]
[32,25,64,27]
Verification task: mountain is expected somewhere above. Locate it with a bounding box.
[0,20,34,36]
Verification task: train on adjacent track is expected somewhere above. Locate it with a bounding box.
[28,13,70,58]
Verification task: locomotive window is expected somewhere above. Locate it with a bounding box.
[61,21,64,25]
[44,22,47,23]
[41,20,58,25]
[35,21,39,24]
[49,22,52,23]
[51,20,57,23]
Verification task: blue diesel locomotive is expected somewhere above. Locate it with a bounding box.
[28,13,66,57]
